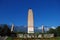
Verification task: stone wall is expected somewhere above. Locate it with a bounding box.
[17,34,54,38]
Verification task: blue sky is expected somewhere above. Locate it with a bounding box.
[0,0,60,27]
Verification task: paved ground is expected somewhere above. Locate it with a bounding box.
[0,36,8,40]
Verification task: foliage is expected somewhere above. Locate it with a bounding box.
[47,28,56,33]
[47,26,60,37]
[56,26,60,36]
[0,26,2,35]
[0,24,12,36]
[1,24,11,36]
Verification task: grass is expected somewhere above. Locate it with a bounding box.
[55,37,60,40]
[6,37,60,40]
[6,37,12,40]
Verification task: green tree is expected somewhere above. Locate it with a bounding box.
[0,26,2,35]
[47,28,56,33]
[56,26,60,36]
[2,24,11,36]
[47,28,57,37]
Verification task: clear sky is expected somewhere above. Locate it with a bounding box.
[0,0,60,27]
